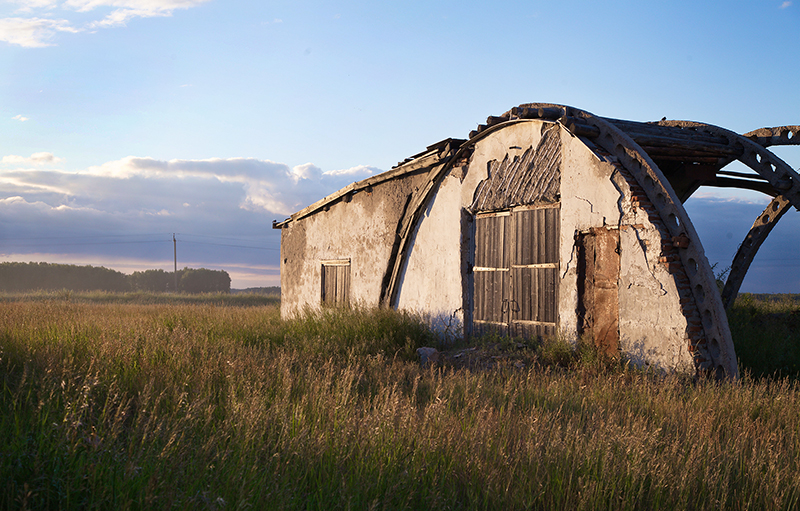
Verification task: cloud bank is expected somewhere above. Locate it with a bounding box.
[684,194,800,293]
[0,153,378,287]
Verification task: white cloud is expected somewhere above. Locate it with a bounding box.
[63,0,212,27]
[781,1,792,8]
[87,7,169,27]
[325,164,381,177]
[689,188,770,205]
[0,154,378,234]
[63,0,210,11]
[0,17,79,47]
[1,152,63,165]
[12,114,29,121]
[7,0,59,12]
[1,0,210,45]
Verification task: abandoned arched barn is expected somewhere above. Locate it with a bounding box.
[275,103,800,378]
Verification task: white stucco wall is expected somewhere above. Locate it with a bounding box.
[280,174,422,317]
[617,225,694,371]
[395,175,464,335]
[395,122,547,337]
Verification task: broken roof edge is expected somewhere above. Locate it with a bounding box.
[273,138,465,228]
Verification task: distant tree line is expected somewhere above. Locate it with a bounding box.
[0,262,232,294]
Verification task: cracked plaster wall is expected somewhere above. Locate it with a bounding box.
[560,129,693,372]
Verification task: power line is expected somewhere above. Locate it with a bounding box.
[179,232,277,242]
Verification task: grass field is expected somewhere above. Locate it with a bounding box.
[2,292,800,509]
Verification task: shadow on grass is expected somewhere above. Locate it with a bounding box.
[729,293,800,379]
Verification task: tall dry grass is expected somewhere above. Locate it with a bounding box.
[1,296,800,509]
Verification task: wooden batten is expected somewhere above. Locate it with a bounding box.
[608,119,731,146]
[646,154,726,164]
[635,137,740,156]
[566,121,600,139]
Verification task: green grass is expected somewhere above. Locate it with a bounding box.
[1,294,800,509]
[728,293,800,379]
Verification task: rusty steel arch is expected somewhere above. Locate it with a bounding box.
[385,106,796,378]
[721,195,793,309]
[389,102,738,376]
[653,121,800,310]
[558,109,738,378]
[481,103,739,376]
[716,125,800,309]
[745,125,800,148]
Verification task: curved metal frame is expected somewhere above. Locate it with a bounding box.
[385,109,797,377]
[565,111,737,377]
[715,126,800,308]
[744,125,800,148]
[657,121,800,310]
[721,195,793,309]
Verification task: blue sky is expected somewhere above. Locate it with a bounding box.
[1,0,799,290]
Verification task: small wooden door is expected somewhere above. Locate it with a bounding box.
[473,204,559,338]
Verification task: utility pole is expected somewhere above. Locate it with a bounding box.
[173,233,178,293]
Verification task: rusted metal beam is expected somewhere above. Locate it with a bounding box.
[709,177,779,197]
[564,109,739,378]
[656,120,800,311]
[744,126,800,147]
[722,196,793,309]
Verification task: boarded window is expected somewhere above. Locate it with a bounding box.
[576,228,620,356]
[473,204,559,338]
[321,259,350,305]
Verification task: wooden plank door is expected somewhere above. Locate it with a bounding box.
[473,204,559,339]
[321,259,351,305]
